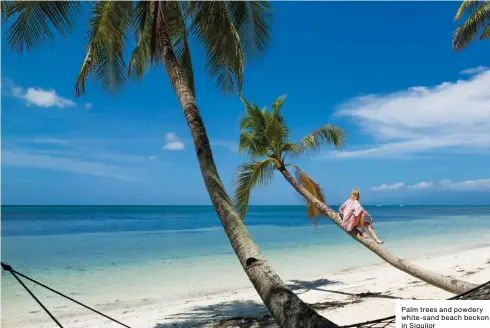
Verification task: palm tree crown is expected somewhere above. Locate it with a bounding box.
[234,96,346,221]
[2,1,272,97]
[453,0,490,51]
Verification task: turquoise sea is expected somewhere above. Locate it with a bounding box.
[2,205,490,326]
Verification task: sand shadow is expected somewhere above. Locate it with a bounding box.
[287,278,403,300]
[152,296,363,328]
[286,278,343,294]
[153,299,271,328]
[153,278,368,328]
[153,296,364,328]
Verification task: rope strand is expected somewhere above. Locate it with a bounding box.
[2,263,64,328]
[1,262,132,328]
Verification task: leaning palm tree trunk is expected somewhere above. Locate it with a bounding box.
[157,11,337,328]
[278,167,477,295]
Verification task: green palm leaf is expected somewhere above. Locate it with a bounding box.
[480,19,490,39]
[1,1,14,20]
[271,95,286,119]
[239,130,269,158]
[454,0,484,21]
[233,158,276,219]
[238,95,273,158]
[187,1,272,94]
[128,1,152,81]
[166,1,195,97]
[74,1,132,97]
[268,95,289,155]
[453,1,490,51]
[227,1,272,56]
[281,142,300,155]
[188,1,244,93]
[239,96,268,138]
[128,2,195,96]
[4,1,82,52]
[294,125,346,156]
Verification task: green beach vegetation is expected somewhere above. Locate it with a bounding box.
[2,1,339,326]
[453,0,490,51]
[233,95,478,295]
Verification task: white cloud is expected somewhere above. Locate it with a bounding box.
[440,178,490,191]
[163,132,184,151]
[371,178,490,192]
[371,182,404,192]
[13,86,76,108]
[149,155,157,160]
[29,138,69,145]
[331,68,490,159]
[2,149,137,180]
[1,138,155,180]
[460,66,487,75]
[407,181,434,190]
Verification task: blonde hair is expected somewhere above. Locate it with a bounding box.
[349,189,360,201]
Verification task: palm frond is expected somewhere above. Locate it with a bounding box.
[128,1,195,96]
[233,159,276,219]
[265,112,287,157]
[166,1,195,97]
[4,1,82,52]
[148,1,165,64]
[74,1,132,97]
[268,95,289,155]
[453,2,490,51]
[1,1,14,21]
[293,125,346,156]
[294,168,326,227]
[271,95,286,119]
[454,0,484,21]
[187,1,244,93]
[270,95,288,138]
[238,95,273,158]
[239,96,268,134]
[480,20,490,39]
[226,1,272,56]
[238,131,269,158]
[128,1,152,81]
[281,142,299,154]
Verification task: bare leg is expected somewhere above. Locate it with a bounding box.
[359,213,369,239]
[366,224,384,244]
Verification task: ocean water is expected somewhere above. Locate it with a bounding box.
[2,205,490,325]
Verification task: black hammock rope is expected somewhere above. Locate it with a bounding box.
[342,279,490,328]
[2,262,489,328]
[1,262,132,328]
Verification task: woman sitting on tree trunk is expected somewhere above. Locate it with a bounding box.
[339,189,384,244]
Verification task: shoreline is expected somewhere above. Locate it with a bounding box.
[3,244,489,328]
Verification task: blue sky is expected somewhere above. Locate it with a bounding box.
[2,2,489,205]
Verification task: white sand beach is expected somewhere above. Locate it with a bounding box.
[5,244,489,328]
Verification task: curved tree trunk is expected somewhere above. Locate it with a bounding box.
[156,9,337,328]
[278,167,477,295]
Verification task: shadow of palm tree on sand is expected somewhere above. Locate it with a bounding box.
[154,277,409,327]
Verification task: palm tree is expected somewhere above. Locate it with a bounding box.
[3,2,339,326]
[453,0,490,50]
[234,95,345,220]
[234,95,478,295]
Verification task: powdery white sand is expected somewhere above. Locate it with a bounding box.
[4,245,490,328]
